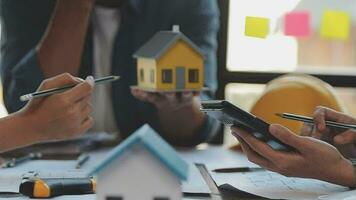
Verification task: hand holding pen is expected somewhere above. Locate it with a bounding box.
[16,74,98,146]
[277,106,356,158]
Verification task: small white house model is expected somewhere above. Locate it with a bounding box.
[89,124,189,200]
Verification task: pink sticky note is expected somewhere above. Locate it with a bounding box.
[284,11,311,37]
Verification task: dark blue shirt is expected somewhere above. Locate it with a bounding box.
[0,0,220,146]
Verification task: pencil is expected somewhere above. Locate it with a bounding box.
[20,76,120,102]
[75,154,90,169]
[212,167,264,173]
[276,113,356,130]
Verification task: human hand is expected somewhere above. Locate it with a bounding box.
[231,124,356,187]
[131,88,206,143]
[19,73,94,143]
[300,106,356,157]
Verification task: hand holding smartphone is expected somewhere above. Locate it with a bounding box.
[200,100,294,151]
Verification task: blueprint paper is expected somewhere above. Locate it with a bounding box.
[211,170,348,200]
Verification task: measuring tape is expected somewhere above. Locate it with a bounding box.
[19,178,96,198]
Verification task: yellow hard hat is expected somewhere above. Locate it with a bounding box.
[250,74,347,134]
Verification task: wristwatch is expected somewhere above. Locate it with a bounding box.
[348,158,356,189]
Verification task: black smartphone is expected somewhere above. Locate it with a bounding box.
[200,100,293,151]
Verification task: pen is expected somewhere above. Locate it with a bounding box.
[212,167,264,173]
[20,75,120,102]
[75,154,90,169]
[2,153,42,168]
[276,113,356,130]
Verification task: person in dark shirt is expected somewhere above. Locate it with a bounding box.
[0,0,220,146]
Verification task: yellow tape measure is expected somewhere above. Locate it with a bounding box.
[19,178,96,198]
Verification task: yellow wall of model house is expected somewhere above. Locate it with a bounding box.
[137,58,157,88]
[156,40,204,90]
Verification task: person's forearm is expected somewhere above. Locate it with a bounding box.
[158,97,206,145]
[37,0,94,77]
[0,112,41,153]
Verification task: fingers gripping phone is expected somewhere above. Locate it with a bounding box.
[200,100,293,151]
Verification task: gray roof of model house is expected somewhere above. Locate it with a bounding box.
[133,30,205,59]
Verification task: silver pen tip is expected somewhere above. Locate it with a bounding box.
[275,113,284,118]
[20,94,33,102]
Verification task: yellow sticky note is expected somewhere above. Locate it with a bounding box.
[245,16,270,39]
[320,10,351,41]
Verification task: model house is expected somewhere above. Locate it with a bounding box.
[133,25,205,91]
[89,124,189,200]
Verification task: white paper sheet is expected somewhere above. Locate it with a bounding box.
[179,146,258,170]
[0,172,23,193]
[211,170,349,200]
[181,163,210,194]
[179,146,261,195]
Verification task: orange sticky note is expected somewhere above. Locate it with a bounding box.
[245,16,270,39]
[320,10,351,41]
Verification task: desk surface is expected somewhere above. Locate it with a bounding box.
[0,146,265,200]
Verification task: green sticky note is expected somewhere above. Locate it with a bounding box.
[320,10,351,41]
[245,16,270,39]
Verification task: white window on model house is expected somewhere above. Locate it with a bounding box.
[162,69,173,83]
[150,69,155,83]
[188,69,199,83]
[140,69,144,82]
